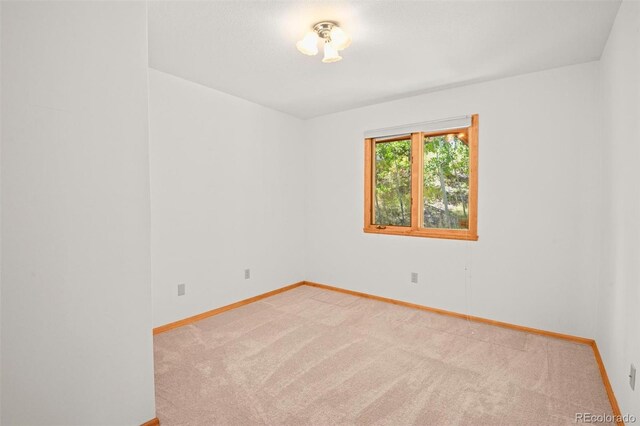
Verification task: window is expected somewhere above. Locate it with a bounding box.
[373,137,412,227]
[364,114,478,240]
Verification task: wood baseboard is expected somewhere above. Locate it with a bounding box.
[153,281,305,335]
[302,280,624,425]
[591,341,624,426]
[151,279,623,425]
[141,417,159,426]
[303,281,593,344]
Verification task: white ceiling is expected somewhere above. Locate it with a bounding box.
[148,1,621,119]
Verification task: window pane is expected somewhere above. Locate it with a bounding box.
[423,133,469,229]
[374,139,411,227]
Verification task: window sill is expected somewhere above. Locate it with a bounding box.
[363,226,478,241]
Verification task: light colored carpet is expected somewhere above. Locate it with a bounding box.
[154,285,614,425]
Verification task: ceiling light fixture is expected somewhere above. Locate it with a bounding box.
[296,21,351,63]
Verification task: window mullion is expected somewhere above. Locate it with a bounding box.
[410,132,422,230]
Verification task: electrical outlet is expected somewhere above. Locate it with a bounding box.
[630,364,636,390]
[177,283,185,296]
[411,272,418,284]
[244,269,250,280]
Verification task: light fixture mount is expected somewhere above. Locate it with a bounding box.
[313,21,337,41]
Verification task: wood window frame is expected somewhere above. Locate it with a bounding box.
[364,114,478,241]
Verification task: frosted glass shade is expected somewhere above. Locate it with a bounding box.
[296,31,319,56]
[329,26,351,50]
[322,41,342,63]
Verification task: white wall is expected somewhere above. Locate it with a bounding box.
[0,1,3,419]
[148,69,306,327]
[304,62,603,338]
[1,2,155,425]
[598,0,640,419]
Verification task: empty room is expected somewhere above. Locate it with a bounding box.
[1,0,639,425]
